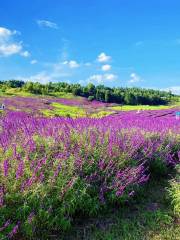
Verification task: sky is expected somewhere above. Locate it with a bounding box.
[0,0,180,94]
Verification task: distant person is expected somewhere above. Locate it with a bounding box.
[0,103,5,110]
[175,112,180,120]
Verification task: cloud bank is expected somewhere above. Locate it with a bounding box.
[0,26,30,57]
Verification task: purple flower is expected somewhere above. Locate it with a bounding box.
[8,221,20,238]
[128,190,135,197]
[28,212,35,224]
[0,219,11,232]
[3,159,9,177]
[16,160,24,179]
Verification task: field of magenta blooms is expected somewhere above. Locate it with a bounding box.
[0,96,110,116]
[0,103,180,238]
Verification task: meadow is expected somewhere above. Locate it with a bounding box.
[0,93,180,239]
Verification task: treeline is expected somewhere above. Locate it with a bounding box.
[0,80,174,105]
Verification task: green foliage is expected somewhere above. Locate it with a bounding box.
[0,80,177,105]
[167,165,180,217]
[111,105,172,111]
[105,90,111,103]
[62,178,180,240]
[0,80,25,88]
[91,110,112,118]
[149,157,168,178]
[88,95,95,101]
[42,102,85,118]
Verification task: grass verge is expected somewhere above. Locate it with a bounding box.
[111,105,173,111]
[61,172,180,240]
[42,102,86,118]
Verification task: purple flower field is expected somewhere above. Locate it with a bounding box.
[0,101,180,238]
[0,96,109,110]
[0,96,112,118]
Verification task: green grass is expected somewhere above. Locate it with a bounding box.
[42,102,86,118]
[90,110,113,118]
[61,172,180,240]
[111,105,173,111]
[49,91,80,99]
[167,165,180,218]
[0,88,80,100]
[57,165,180,240]
[2,88,36,97]
[42,103,114,118]
[0,90,5,96]
[174,100,180,106]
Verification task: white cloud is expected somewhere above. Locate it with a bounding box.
[0,43,22,56]
[128,73,141,83]
[104,73,117,81]
[0,27,18,41]
[97,52,111,62]
[19,61,72,84]
[21,72,51,84]
[162,86,180,95]
[0,27,12,40]
[37,20,58,29]
[19,70,70,84]
[101,64,111,71]
[0,26,29,57]
[20,50,30,57]
[63,60,80,68]
[68,60,80,68]
[87,73,117,84]
[87,74,103,83]
[30,59,38,64]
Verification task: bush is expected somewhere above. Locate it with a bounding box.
[88,96,95,101]
[149,157,168,178]
[167,165,180,217]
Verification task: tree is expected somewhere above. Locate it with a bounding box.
[88,96,95,101]
[105,90,111,103]
[124,93,137,105]
[23,82,34,93]
[72,87,81,96]
[0,79,175,105]
[87,83,96,96]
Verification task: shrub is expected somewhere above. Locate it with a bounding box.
[167,165,180,217]
[88,96,95,101]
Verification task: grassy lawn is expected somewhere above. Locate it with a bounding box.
[1,88,36,97]
[110,105,173,111]
[42,102,86,118]
[41,102,113,118]
[90,110,113,118]
[0,88,79,99]
[49,92,80,99]
[61,173,180,240]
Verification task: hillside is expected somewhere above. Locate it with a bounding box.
[0,88,180,239]
[1,80,179,106]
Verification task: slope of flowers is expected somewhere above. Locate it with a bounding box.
[1,96,53,114]
[1,96,110,110]
[0,111,180,238]
[0,96,112,118]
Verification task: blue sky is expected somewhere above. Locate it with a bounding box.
[0,0,180,93]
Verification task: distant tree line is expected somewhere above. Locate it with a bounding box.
[0,80,175,105]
